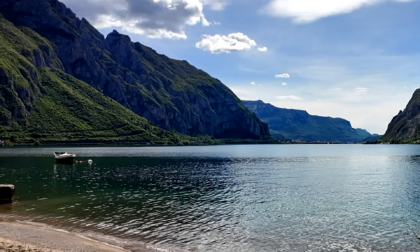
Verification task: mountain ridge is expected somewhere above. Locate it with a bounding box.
[0,13,183,144]
[0,0,269,141]
[243,100,372,142]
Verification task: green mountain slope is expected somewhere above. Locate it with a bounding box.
[0,15,179,144]
[243,100,372,142]
[0,0,269,139]
[29,69,177,142]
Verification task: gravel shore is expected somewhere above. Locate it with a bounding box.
[0,222,129,252]
[0,236,59,252]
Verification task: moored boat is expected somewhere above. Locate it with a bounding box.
[54,152,76,163]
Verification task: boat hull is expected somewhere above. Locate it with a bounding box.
[55,155,76,164]
[55,158,75,164]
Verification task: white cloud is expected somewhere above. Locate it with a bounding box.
[258,47,268,52]
[202,0,229,10]
[276,95,301,100]
[251,82,256,85]
[261,0,416,23]
[355,87,368,93]
[282,82,287,86]
[229,53,420,134]
[275,73,290,78]
[196,33,263,53]
[61,0,210,39]
[330,88,342,91]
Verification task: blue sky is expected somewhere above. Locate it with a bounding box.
[62,0,420,134]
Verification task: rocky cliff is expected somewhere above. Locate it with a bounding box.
[382,89,420,141]
[0,0,269,139]
[243,100,371,142]
[0,14,180,144]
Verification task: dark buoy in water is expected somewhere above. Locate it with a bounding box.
[76,159,93,165]
[0,185,15,205]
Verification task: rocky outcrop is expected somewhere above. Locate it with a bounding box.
[243,100,370,142]
[0,185,15,204]
[0,13,62,126]
[0,0,269,139]
[382,89,420,141]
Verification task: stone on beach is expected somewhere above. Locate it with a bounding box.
[0,185,15,205]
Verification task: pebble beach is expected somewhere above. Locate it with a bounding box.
[0,221,130,252]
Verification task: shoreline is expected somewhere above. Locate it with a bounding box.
[0,220,130,252]
[1,140,281,147]
[0,217,168,252]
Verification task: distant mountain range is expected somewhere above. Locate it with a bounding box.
[0,0,269,144]
[243,100,377,143]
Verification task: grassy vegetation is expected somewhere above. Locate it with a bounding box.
[375,138,420,144]
[0,15,183,144]
[0,67,188,144]
[0,14,42,126]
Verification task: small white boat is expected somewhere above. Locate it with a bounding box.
[54,152,76,163]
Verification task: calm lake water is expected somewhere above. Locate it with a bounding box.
[1,145,420,251]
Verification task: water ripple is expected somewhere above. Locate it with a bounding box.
[1,146,420,251]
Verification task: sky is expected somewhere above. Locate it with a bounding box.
[61,0,420,134]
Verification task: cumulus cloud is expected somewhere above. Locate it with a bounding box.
[61,0,210,39]
[282,82,287,86]
[276,95,301,100]
[261,0,416,23]
[275,73,290,78]
[196,33,265,53]
[251,82,256,85]
[258,47,268,52]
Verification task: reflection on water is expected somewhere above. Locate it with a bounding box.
[1,145,420,251]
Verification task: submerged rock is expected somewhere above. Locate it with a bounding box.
[0,184,15,204]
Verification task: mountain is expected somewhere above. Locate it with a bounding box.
[0,0,269,140]
[0,14,185,144]
[362,135,382,143]
[243,100,372,142]
[354,128,374,139]
[382,89,420,142]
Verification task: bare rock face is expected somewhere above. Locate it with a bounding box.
[0,0,269,139]
[382,89,420,141]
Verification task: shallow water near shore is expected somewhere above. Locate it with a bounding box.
[1,145,420,251]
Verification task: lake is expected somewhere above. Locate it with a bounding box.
[1,145,420,251]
